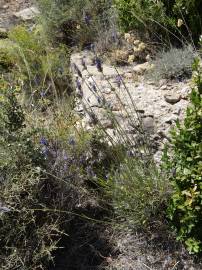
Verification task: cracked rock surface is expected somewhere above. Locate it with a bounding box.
[71,50,191,163]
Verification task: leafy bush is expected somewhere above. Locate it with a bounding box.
[164,58,202,253]
[0,43,14,72]
[147,45,196,81]
[163,0,202,43]
[98,156,168,227]
[115,0,202,43]
[114,0,167,33]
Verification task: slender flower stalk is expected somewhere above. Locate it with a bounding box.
[73,63,82,78]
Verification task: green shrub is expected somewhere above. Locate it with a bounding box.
[114,0,167,33]
[0,46,14,72]
[0,86,116,269]
[115,0,202,43]
[37,0,118,49]
[98,156,168,227]
[164,58,202,253]
[164,0,202,42]
[3,26,72,105]
[147,45,196,81]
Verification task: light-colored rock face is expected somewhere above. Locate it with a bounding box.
[71,50,190,163]
[13,6,39,21]
[0,0,35,29]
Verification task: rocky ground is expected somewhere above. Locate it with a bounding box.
[0,0,34,29]
[71,50,190,163]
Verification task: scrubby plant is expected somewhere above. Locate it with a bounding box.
[0,46,14,72]
[2,26,72,105]
[37,0,119,51]
[115,0,202,43]
[163,0,202,43]
[163,58,202,253]
[114,0,167,33]
[0,84,118,269]
[98,156,167,227]
[72,56,169,229]
[147,45,196,81]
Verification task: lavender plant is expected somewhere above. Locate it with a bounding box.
[72,51,169,228]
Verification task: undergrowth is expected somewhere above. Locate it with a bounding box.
[147,45,196,81]
[163,58,202,254]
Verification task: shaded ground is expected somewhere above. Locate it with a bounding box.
[107,222,202,270]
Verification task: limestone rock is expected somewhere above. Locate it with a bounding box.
[164,93,181,104]
[100,118,114,129]
[142,116,155,133]
[133,62,153,75]
[13,6,40,21]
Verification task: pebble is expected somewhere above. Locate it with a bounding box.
[164,93,181,104]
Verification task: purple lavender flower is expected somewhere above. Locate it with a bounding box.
[73,63,82,78]
[95,57,103,72]
[34,74,41,85]
[40,137,48,146]
[40,91,46,98]
[116,75,122,88]
[84,13,91,25]
[64,154,68,161]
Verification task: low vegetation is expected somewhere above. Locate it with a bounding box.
[164,58,202,254]
[0,0,202,269]
[115,0,202,43]
[147,45,196,81]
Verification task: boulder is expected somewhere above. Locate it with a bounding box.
[164,93,181,104]
[13,6,40,21]
[133,62,153,75]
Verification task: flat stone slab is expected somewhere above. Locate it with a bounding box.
[164,93,181,104]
